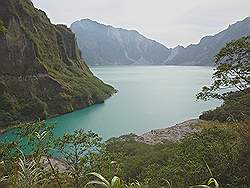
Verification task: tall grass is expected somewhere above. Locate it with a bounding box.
[85,172,121,188]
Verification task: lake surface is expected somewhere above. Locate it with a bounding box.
[47,66,221,140]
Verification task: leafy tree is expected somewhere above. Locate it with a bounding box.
[0,123,104,188]
[197,36,250,101]
[199,89,250,122]
[56,129,102,188]
[0,121,61,188]
[15,121,55,160]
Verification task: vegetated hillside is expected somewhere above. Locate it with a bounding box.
[166,17,250,66]
[71,19,171,66]
[0,0,115,127]
[200,88,250,122]
[102,123,249,188]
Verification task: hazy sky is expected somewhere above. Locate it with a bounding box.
[32,0,250,48]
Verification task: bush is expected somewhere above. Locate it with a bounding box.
[200,89,250,122]
[100,126,248,188]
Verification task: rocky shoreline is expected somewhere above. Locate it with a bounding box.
[135,119,204,144]
[0,118,205,172]
[41,119,205,171]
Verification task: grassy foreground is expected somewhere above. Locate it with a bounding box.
[0,117,249,188]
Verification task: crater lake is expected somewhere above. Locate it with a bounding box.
[45,66,221,140]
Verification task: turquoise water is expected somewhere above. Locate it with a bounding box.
[45,66,220,140]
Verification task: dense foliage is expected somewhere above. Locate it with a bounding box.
[0,121,249,188]
[199,88,250,122]
[99,123,249,188]
[197,36,249,101]
[56,129,102,188]
[197,36,250,123]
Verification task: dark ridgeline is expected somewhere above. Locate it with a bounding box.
[71,17,250,66]
[0,0,115,127]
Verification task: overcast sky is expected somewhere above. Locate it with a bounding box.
[32,0,250,48]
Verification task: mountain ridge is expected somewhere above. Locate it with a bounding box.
[71,19,171,66]
[71,17,250,66]
[164,16,250,66]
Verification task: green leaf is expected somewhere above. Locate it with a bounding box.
[162,178,172,188]
[111,176,121,188]
[208,178,219,188]
[189,185,210,188]
[87,172,110,186]
[85,180,109,188]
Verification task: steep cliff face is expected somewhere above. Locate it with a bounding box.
[0,0,115,127]
[71,19,171,66]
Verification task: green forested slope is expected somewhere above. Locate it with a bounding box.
[0,0,115,127]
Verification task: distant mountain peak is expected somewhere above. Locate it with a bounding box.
[174,45,184,49]
[71,19,171,66]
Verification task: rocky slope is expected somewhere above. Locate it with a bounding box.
[71,19,171,65]
[71,17,250,66]
[136,119,203,144]
[166,17,250,66]
[0,0,115,127]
